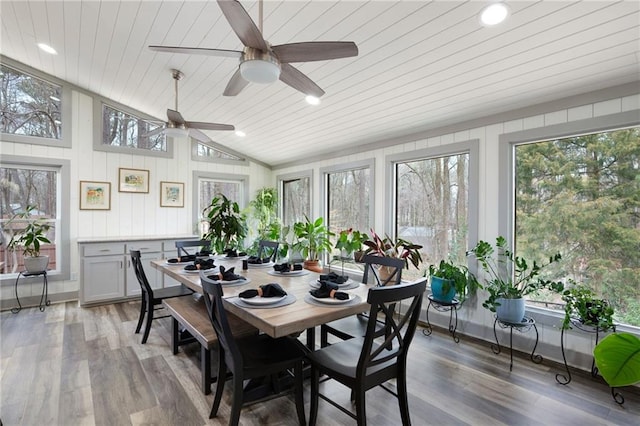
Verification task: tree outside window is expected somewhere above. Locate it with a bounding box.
[282,177,310,228]
[102,104,165,151]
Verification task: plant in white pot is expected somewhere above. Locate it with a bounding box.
[6,205,52,273]
[468,236,564,323]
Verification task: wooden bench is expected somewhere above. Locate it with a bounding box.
[163,295,257,394]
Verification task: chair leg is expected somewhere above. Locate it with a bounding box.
[309,366,320,426]
[135,296,146,333]
[229,374,244,426]
[141,299,154,344]
[397,367,411,425]
[210,351,226,419]
[294,361,306,426]
[355,385,367,426]
[320,324,329,348]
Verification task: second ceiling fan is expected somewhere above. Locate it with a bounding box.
[149,0,359,98]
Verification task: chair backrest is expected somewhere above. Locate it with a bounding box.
[175,239,210,257]
[361,254,404,286]
[357,278,426,376]
[130,250,153,296]
[199,271,244,373]
[257,240,279,262]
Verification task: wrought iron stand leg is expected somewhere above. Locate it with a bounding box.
[591,328,600,377]
[39,273,49,312]
[11,273,22,314]
[530,322,542,364]
[509,326,514,371]
[556,326,571,384]
[491,317,501,355]
[611,387,625,405]
[423,300,433,336]
[449,305,459,343]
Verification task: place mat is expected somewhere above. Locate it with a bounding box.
[214,277,251,287]
[309,280,361,291]
[304,293,362,307]
[267,269,310,277]
[230,294,297,309]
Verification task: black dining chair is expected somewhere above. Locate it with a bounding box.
[257,240,279,262]
[130,250,194,344]
[199,271,306,426]
[320,254,405,347]
[175,239,211,257]
[307,278,427,426]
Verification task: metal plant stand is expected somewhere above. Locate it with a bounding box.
[12,270,49,313]
[423,295,460,343]
[492,316,542,371]
[556,319,623,405]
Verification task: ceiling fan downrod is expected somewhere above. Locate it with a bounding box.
[171,69,184,111]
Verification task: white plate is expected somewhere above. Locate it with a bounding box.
[312,277,353,287]
[165,259,193,265]
[213,254,248,261]
[184,267,217,274]
[267,269,309,277]
[241,295,286,306]
[310,294,354,304]
[218,278,249,285]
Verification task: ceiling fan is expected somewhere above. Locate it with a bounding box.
[148,69,235,142]
[149,0,358,98]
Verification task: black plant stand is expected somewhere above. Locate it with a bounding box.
[423,295,460,343]
[492,316,542,371]
[11,270,49,313]
[556,319,623,405]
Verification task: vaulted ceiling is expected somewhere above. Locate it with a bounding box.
[2,1,639,167]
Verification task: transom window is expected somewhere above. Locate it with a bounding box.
[195,142,244,161]
[102,104,166,151]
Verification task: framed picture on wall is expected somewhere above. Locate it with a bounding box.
[119,168,149,193]
[80,181,111,210]
[160,181,184,207]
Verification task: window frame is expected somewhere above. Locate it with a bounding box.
[93,97,173,158]
[277,170,313,227]
[386,140,480,274]
[192,170,250,235]
[190,139,248,165]
[499,109,640,331]
[0,155,70,284]
[0,57,72,148]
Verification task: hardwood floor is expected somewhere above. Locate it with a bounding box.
[1,300,638,425]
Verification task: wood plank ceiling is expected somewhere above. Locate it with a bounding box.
[1,1,639,167]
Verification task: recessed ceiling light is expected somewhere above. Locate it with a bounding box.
[305,95,321,106]
[235,130,246,137]
[37,43,57,55]
[479,2,510,26]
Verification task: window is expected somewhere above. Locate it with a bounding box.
[193,171,248,238]
[193,141,246,164]
[0,155,70,282]
[281,175,311,227]
[1,64,62,139]
[102,104,166,151]
[513,126,640,327]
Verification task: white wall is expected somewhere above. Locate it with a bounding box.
[274,89,640,372]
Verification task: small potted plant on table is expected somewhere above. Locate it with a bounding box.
[6,204,52,273]
[428,259,480,304]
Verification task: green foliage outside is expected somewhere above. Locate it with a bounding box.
[515,127,640,326]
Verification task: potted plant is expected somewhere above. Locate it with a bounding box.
[593,332,640,396]
[292,216,334,272]
[246,187,281,256]
[363,230,423,280]
[334,228,368,259]
[468,236,564,323]
[428,259,480,304]
[6,204,52,273]
[201,194,247,255]
[561,282,614,331]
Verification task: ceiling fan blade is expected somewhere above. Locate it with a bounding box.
[189,128,213,143]
[141,126,165,138]
[223,68,250,96]
[149,45,242,59]
[217,0,268,51]
[186,121,235,131]
[167,109,186,125]
[272,41,359,63]
[279,63,325,98]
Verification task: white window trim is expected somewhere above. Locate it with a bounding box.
[276,169,313,225]
[192,170,250,231]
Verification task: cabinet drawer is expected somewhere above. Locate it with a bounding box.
[126,241,163,253]
[83,243,125,257]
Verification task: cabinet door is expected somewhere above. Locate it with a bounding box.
[82,256,125,303]
[126,252,162,296]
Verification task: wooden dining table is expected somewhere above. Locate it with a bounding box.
[150,257,372,345]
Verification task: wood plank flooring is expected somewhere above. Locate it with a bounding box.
[1,300,638,425]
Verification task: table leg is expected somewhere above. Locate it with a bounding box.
[556,326,572,384]
[11,273,22,314]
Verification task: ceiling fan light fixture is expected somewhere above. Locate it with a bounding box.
[240,59,281,84]
[164,125,189,139]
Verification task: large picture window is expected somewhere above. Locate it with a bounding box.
[0,64,62,139]
[514,126,640,327]
[193,172,248,239]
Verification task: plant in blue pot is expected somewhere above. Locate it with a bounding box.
[468,236,564,323]
[428,260,480,304]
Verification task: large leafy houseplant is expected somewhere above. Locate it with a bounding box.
[428,259,480,304]
[6,205,52,273]
[593,332,640,390]
[292,216,334,261]
[561,282,614,331]
[363,230,423,270]
[201,194,247,254]
[468,236,564,318]
[334,228,368,257]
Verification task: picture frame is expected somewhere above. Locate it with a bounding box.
[160,181,185,207]
[79,181,111,210]
[119,168,149,193]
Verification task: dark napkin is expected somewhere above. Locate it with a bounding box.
[168,254,196,263]
[310,281,349,300]
[208,265,245,282]
[184,258,215,271]
[239,283,287,299]
[319,271,348,284]
[225,249,248,258]
[247,255,271,264]
[273,263,303,273]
